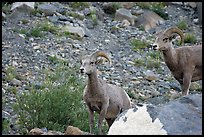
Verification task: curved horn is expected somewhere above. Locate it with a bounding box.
[91,51,112,64]
[164,27,184,45]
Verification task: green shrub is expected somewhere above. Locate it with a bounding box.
[176,20,188,30]
[184,33,197,44]
[86,9,98,26]
[134,58,145,67]
[13,21,60,38]
[2,118,10,134]
[146,56,160,69]
[70,2,90,11]
[151,2,168,20]
[67,12,85,20]
[111,2,122,14]
[4,66,18,81]
[136,2,168,20]
[136,2,151,9]
[131,39,150,51]
[21,19,29,24]
[138,25,145,31]
[13,61,92,134]
[2,2,12,15]
[147,51,162,60]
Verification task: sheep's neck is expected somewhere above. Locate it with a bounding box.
[87,71,101,95]
[163,46,178,72]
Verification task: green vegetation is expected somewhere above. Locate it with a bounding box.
[184,33,197,44]
[134,58,145,67]
[131,38,150,51]
[70,2,90,11]
[12,59,108,134]
[13,20,83,40]
[136,2,168,20]
[146,56,160,69]
[133,51,161,70]
[30,9,44,16]
[2,2,12,15]
[21,19,29,24]
[127,91,137,99]
[4,66,18,81]
[138,25,145,31]
[67,11,85,20]
[13,21,59,38]
[111,2,122,14]
[176,20,188,30]
[2,118,10,134]
[86,9,98,26]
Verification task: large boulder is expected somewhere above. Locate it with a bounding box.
[115,8,137,26]
[8,2,35,21]
[135,10,165,32]
[108,94,202,135]
[37,3,58,16]
[11,2,35,11]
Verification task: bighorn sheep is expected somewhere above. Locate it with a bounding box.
[80,51,131,134]
[152,27,202,95]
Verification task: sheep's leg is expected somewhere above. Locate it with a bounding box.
[182,72,193,95]
[98,103,109,135]
[87,106,94,133]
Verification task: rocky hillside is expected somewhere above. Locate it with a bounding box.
[2,2,202,135]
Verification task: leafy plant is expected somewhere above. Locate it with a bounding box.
[13,61,88,133]
[137,2,168,20]
[67,11,85,20]
[134,58,145,67]
[131,38,150,51]
[2,118,10,134]
[4,66,18,81]
[146,56,160,69]
[70,2,90,11]
[13,60,108,134]
[184,33,196,44]
[2,2,12,15]
[177,20,188,30]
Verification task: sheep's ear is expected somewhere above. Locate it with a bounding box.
[96,58,103,65]
[169,34,177,41]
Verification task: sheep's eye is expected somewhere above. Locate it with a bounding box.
[163,38,168,42]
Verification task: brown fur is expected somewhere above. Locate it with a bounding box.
[153,27,202,95]
[80,51,131,134]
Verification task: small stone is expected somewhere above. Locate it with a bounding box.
[10,78,22,86]
[2,12,6,20]
[144,70,158,81]
[29,128,44,135]
[65,126,84,135]
[120,19,131,27]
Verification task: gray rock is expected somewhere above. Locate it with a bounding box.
[64,25,85,38]
[37,4,58,16]
[10,78,22,86]
[109,94,202,135]
[158,94,202,135]
[115,8,136,26]
[2,12,6,20]
[11,2,35,11]
[135,10,165,32]
[144,70,159,81]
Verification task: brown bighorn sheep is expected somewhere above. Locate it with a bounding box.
[80,51,131,135]
[152,27,202,95]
